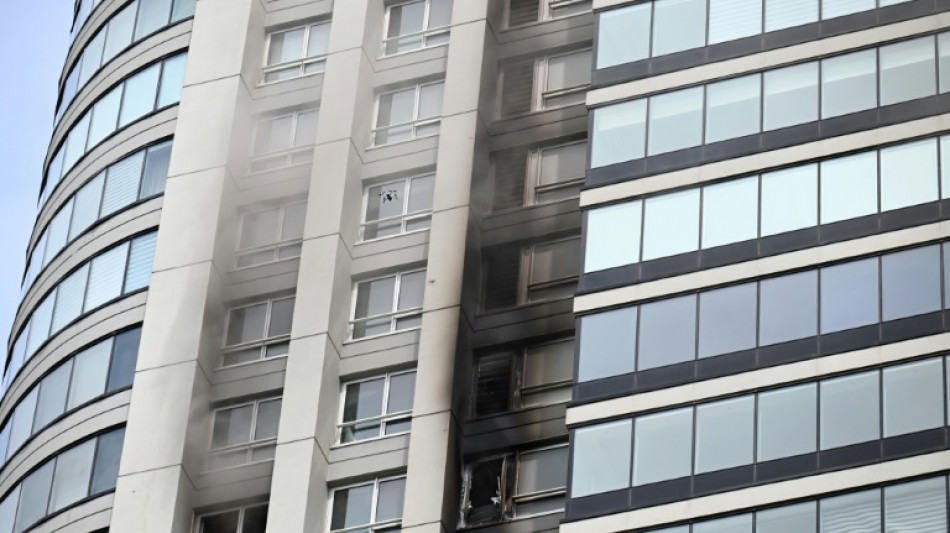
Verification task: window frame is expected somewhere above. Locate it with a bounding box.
[349,269,426,340]
[327,475,407,533]
[371,81,444,147]
[359,173,435,242]
[220,296,295,367]
[261,20,331,84]
[336,369,416,445]
[234,200,306,269]
[526,139,587,205]
[207,396,282,471]
[519,236,581,304]
[381,0,451,57]
[195,502,269,533]
[505,0,592,27]
[249,107,320,172]
[535,48,592,110]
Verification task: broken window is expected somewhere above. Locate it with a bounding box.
[338,370,416,443]
[197,503,268,533]
[473,337,574,417]
[460,444,569,527]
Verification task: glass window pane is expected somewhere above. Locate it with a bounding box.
[267,28,305,66]
[820,258,879,333]
[355,275,396,322]
[13,461,54,532]
[103,2,136,62]
[119,63,161,126]
[546,50,591,93]
[539,142,586,186]
[585,201,641,273]
[597,4,651,69]
[387,1,425,38]
[571,420,632,497]
[880,36,937,106]
[764,62,819,131]
[64,113,90,171]
[307,22,331,57]
[343,379,385,423]
[882,245,941,321]
[820,489,881,532]
[268,298,295,337]
[417,83,444,119]
[157,53,187,108]
[706,74,761,143]
[200,510,238,533]
[27,294,55,356]
[78,32,105,87]
[281,203,306,241]
[821,49,877,119]
[171,0,196,21]
[940,33,950,93]
[519,447,568,494]
[330,484,374,530]
[387,372,416,413]
[757,502,817,533]
[0,486,20,533]
[213,404,254,447]
[694,514,753,533]
[8,389,38,455]
[107,327,141,391]
[880,138,939,211]
[125,232,157,292]
[883,358,944,437]
[652,0,706,56]
[101,150,145,217]
[702,176,758,248]
[134,0,173,40]
[633,408,692,485]
[292,109,319,148]
[141,141,172,198]
[638,295,697,370]
[695,396,754,473]
[530,239,580,284]
[69,173,104,240]
[240,208,280,250]
[820,371,880,449]
[642,189,700,260]
[591,99,646,167]
[376,477,406,522]
[757,383,817,462]
[90,428,125,493]
[761,164,818,236]
[647,87,704,156]
[67,339,112,410]
[254,399,282,440]
[407,175,435,213]
[377,88,416,128]
[820,151,878,224]
[428,0,453,28]
[33,360,73,431]
[87,86,122,147]
[698,282,757,358]
[822,0,874,19]
[51,264,88,333]
[254,115,293,155]
[49,439,96,512]
[226,303,267,345]
[85,243,129,311]
[44,202,73,265]
[397,271,426,310]
[578,307,637,381]
[709,0,761,44]
[885,477,947,533]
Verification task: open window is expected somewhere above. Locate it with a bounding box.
[473,337,574,417]
[197,503,268,533]
[222,296,295,366]
[208,397,281,470]
[459,444,569,527]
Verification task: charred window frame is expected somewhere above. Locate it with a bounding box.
[459,443,569,527]
[472,337,574,417]
[496,49,591,118]
[520,236,581,304]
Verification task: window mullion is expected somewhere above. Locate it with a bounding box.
[370,479,381,524]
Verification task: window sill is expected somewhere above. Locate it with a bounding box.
[356,226,431,246]
[378,41,449,61]
[332,429,412,450]
[345,325,422,345]
[367,131,440,151]
[257,69,324,88]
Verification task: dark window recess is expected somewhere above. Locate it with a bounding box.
[500,60,535,117]
[463,457,513,525]
[482,245,521,310]
[492,147,528,211]
[508,0,540,26]
[473,352,516,417]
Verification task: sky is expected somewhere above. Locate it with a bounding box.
[0,3,71,345]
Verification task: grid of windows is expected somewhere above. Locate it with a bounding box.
[208,397,281,470]
[338,370,415,444]
[42,52,187,206]
[361,174,434,241]
[197,503,268,533]
[350,270,426,339]
[596,0,912,69]
[4,231,157,394]
[221,296,295,367]
[382,0,452,56]
[58,0,195,120]
[372,82,444,146]
[0,328,140,468]
[235,201,306,268]
[591,33,950,168]
[249,108,319,172]
[473,337,574,416]
[0,427,125,533]
[23,141,171,294]
[262,21,330,83]
[578,242,950,382]
[571,355,950,498]
[585,134,950,273]
[328,476,406,532]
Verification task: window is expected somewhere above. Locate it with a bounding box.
[521,237,580,303]
[697,282,757,359]
[263,21,330,83]
[590,99,646,167]
[235,201,306,268]
[647,86,703,156]
[584,201,641,273]
[250,108,319,172]
[539,50,591,109]
[763,62,819,131]
[361,174,434,241]
[338,371,415,444]
[884,477,947,532]
[882,358,944,437]
[350,270,425,339]
[694,396,754,474]
[372,82,444,145]
[596,3,650,69]
[652,0,706,56]
[637,294,697,370]
[821,49,877,119]
[632,408,692,486]
[571,419,631,498]
[473,338,574,415]
[208,397,282,470]
[460,444,568,527]
[382,0,452,56]
[530,140,586,204]
[198,504,269,533]
[821,490,881,532]
[222,296,295,366]
[329,476,406,532]
[578,308,636,382]
[820,371,880,450]
[704,74,761,143]
[757,384,817,462]
[507,0,592,27]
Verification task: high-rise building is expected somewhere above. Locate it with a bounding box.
[566,1,950,532]
[2,0,593,532]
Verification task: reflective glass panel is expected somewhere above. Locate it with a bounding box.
[757,502,817,533]
[702,176,758,249]
[821,49,877,119]
[647,87,704,155]
[705,74,761,143]
[760,164,818,236]
[638,295,696,370]
[119,63,160,127]
[881,245,941,321]
[652,0,706,56]
[884,477,947,533]
[578,307,637,381]
[709,0,761,44]
[757,384,817,461]
[764,62,819,131]
[642,189,700,260]
[880,138,939,211]
[591,100,646,167]
[698,282,757,358]
[883,358,944,437]
[585,201,641,272]
[820,151,878,224]
[880,36,937,106]
[633,408,693,485]
[820,371,880,449]
[695,396,754,473]
[572,420,632,497]
[597,4,650,69]
[820,489,880,532]
[820,258,879,333]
